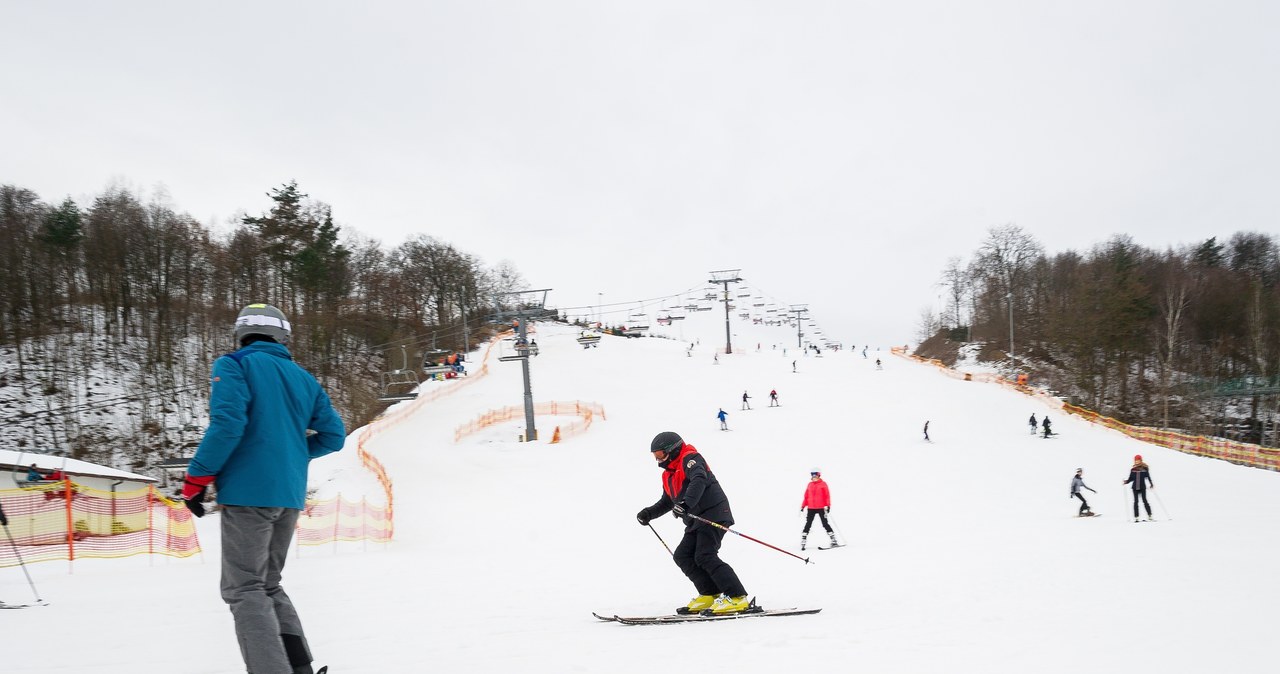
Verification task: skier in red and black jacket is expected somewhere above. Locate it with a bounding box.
[799,469,838,550]
[636,431,751,616]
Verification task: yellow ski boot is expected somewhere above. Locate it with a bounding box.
[678,594,717,615]
[706,594,753,615]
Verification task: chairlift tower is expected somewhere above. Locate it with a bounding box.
[707,269,742,354]
[788,305,809,348]
[492,288,552,442]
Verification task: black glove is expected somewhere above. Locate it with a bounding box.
[636,507,651,526]
[824,506,830,515]
[672,501,688,518]
[0,509,7,527]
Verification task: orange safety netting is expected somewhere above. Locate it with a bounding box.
[0,479,200,569]
[294,333,511,545]
[892,347,1280,472]
[453,400,607,443]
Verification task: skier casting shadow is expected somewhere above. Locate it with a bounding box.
[636,432,752,616]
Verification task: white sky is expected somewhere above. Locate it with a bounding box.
[5,314,1278,672]
[3,1,1278,346]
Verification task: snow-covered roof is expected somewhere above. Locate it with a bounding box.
[0,449,157,483]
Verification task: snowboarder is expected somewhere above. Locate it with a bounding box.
[184,304,345,674]
[1042,416,1052,438]
[923,420,930,442]
[635,432,752,615]
[741,391,751,410]
[799,469,838,550]
[1028,413,1038,435]
[769,389,779,407]
[717,408,729,431]
[1122,455,1155,521]
[1070,468,1097,516]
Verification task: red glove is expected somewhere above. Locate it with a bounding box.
[182,474,215,517]
[182,474,214,499]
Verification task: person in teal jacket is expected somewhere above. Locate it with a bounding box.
[184,303,344,674]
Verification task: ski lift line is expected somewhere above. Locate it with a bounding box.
[552,285,704,312]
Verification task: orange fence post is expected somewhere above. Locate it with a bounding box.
[64,477,74,563]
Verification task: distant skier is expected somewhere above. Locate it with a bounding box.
[1042,416,1052,438]
[717,408,729,431]
[875,358,882,370]
[714,353,719,365]
[741,391,751,410]
[769,389,779,407]
[635,432,752,616]
[923,420,930,442]
[1028,413,1038,435]
[1070,468,1097,516]
[792,360,797,373]
[862,347,867,359]
[799,469,838,551]
[1122,455,1155,521]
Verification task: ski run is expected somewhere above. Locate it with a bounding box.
[4,314,1279,674]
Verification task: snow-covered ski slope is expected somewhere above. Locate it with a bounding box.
[5,312,1278,674]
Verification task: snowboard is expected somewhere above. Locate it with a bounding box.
[1075,512,1101,518]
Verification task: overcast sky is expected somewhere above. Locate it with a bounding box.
[3,1,1278,347]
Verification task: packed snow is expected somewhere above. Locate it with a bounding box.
[3,310,1277,674]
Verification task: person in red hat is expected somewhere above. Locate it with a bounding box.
[1122,455,1155,521]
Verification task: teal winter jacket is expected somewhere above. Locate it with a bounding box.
[188,341,346,509]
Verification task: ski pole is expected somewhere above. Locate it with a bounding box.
[684,511,811,565]
[2,522,45,604]
[647,523,673,556]
[1153,489,1173,521]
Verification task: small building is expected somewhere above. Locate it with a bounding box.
[1,449,158,492]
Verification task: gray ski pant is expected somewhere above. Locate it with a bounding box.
[220,506,311,674]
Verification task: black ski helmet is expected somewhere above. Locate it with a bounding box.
[650,431,684,458]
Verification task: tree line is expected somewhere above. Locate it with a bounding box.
[927,224,1280,446]
[0,181,525,469]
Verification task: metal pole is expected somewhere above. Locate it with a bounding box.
[1008,291,1015,372]
[722,282,733,355]
[518,319,537,441]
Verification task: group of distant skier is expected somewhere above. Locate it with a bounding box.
[717,389,780,429]
[1029,413,1053,438]
[1070,454,1157,521]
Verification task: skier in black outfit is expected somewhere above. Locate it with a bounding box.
[1070,468,1097,516]
[1042,416,1052,438]
[636,431,751,616]
[1029,413,1038,435]
[1123,455,1155,521]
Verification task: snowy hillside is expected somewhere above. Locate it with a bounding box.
[4,309,1277,674]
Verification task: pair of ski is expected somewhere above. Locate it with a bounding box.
[0,600,48,609]
[594,607,821,625]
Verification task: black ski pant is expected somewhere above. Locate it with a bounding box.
[673,523,747,598]
[802,508,834,534]
[1132,489,1152,518]
[1073,492,1091,514]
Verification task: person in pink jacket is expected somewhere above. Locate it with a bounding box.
[799,469,839,550]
